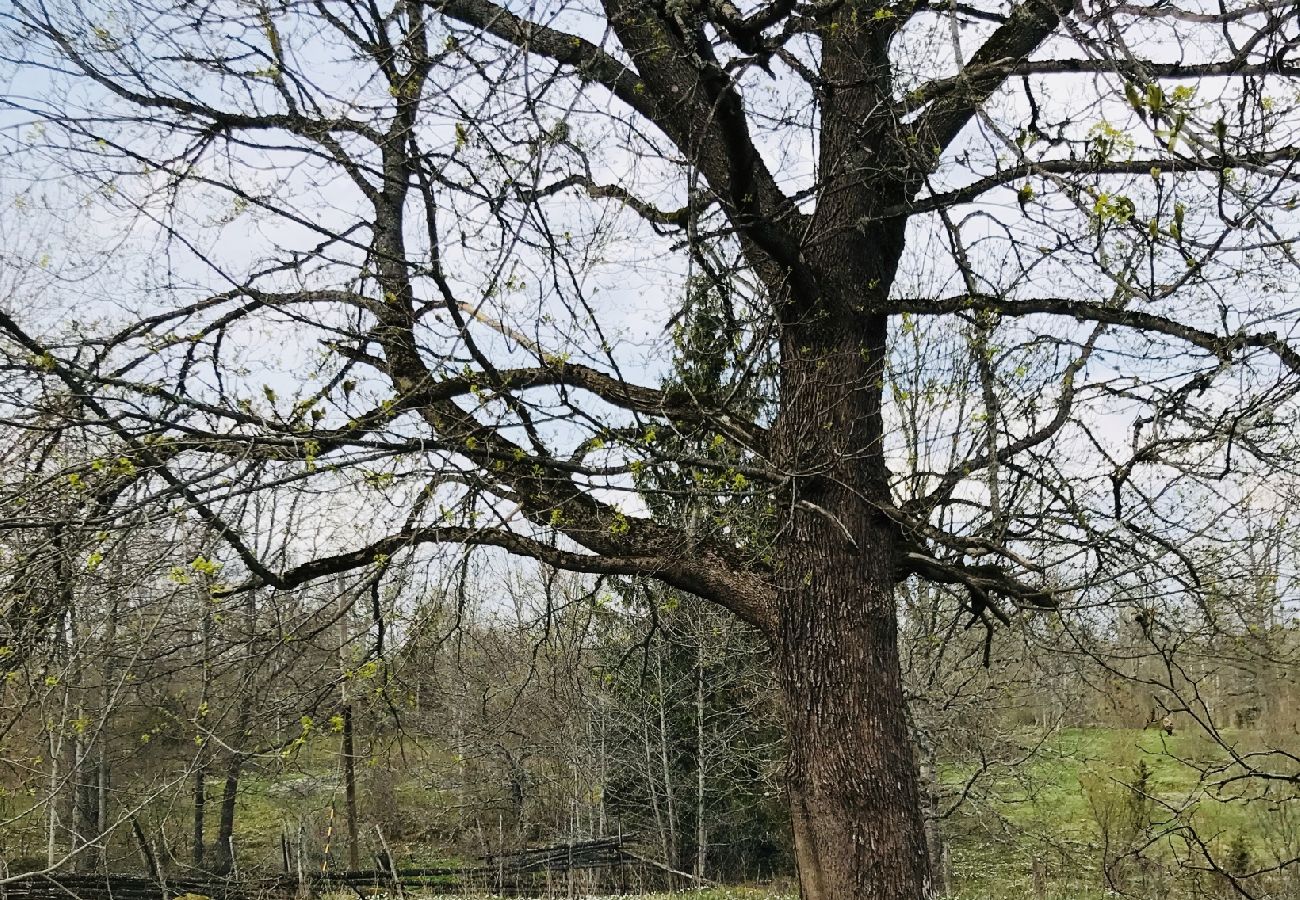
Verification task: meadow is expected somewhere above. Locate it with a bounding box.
[8,726,1289,900]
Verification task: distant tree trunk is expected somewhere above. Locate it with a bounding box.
[653,645,678,869]
[193,597,212,870]
[49,540,75,868]
[337,586,360,869]
[914,728,949,896]
[503,748,527,839]
[642,721,668,865]
[596,704,607,837]
[47,712,61,868]
[210,589,256,876]
[131,816,160,879]
[454,712,467,842]
[694,650,706,886]
[65,597,96,871]
[92,743,108,871]
[91,597,117,874]
[209,752,245,875]
[192,766,207,870]
[64,704,81,862]
[341,704,359,869]
[580,712,592,838]
[72,729,97,872]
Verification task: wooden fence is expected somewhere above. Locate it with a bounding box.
[0,835,693,900]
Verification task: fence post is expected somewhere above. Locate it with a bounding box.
[373,826,402,899]
[295,822,309,900]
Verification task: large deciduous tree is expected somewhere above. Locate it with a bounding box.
[4,0,1300,895]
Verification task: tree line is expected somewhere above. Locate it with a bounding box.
[2,540,1296,895]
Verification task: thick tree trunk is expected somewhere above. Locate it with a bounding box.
[773,314,931,900]
[767,6,931,884]
[774,531,932,900]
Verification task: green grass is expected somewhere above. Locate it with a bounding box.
[365,892,795,900]
[4,726,1295,899]
[941,727,1298,900]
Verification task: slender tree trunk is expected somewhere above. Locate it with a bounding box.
[694,649,706,886]
[47,712,61,867]
[210,588,257,876]
[192,767,207,869]
[64,706,81,860]
[58,569,86,868]
[337,587,360,870]
[571,749,580,841]
[772,312,932,900]
[597,703,607,837]
[914,728,949,896]
[47,528,73,868]
[92,596,117,874]
[131,816,160,879]
[654,644,678,869]
[72,727,94,871]
[454,712,467,842]
[193,598,212,870]
[341,704,360,869]
[582,712,593,838]
[642,721,667,865]
[93,743,108,871]
[210,753,244,875]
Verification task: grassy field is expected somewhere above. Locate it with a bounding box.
[943,726,1298,899]
[191,725,1300,899]
[393,893,797,900]
[3,727,1296,898]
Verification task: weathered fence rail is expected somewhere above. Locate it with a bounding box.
[1,835,687,899]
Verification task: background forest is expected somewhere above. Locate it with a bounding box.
[2,547,1297,899]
